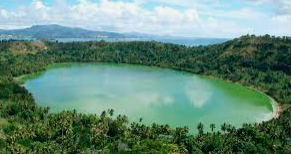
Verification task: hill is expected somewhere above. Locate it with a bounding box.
[0,24,125,39]
[0,35,291,153]
[0,41,47,54]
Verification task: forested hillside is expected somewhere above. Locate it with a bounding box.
[0,24,124,39]
[0,35,291,153]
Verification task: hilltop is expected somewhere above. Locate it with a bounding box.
[0,24,125,39]
[0,41,47,54]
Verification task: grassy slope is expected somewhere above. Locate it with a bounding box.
[0,41,47,54]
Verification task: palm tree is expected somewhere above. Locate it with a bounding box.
[226,124,233,133]
[197,122,204,135]
[210,123,216,132]
[101,110,107,119]
[221,122,227,133]
[108,109,114,116]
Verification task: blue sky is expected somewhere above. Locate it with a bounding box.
[0,0,290,37]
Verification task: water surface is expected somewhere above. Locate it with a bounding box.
[23,63,273,132]
[54,37,228,46]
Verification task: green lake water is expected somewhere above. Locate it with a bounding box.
[22,63,273,132]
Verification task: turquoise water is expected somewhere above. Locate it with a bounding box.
[23,63,273,132]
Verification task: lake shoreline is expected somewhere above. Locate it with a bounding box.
[15,62,279,122]
[271,97,281,119]
[205,75,280,121]
[236,85,280,120]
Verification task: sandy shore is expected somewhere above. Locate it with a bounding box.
[269,96,281,119]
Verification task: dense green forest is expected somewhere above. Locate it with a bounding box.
[0,35,291,153]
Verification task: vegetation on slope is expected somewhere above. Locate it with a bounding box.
[0,35,291,153]
[0,24,124,39]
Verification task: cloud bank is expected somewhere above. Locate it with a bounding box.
[0,0,290,37]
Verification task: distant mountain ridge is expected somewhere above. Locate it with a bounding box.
[0,24,125,39]
[0,24,229,46]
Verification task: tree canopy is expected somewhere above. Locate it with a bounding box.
[0,35,291,153]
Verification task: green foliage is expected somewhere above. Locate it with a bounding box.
[0,35,291,153]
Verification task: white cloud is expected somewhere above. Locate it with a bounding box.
[32,0,46,10]
[244,0,291,15]
[0,9,8,18]
[0,0,290,37]
[184,83,212,108]
[276,0,291,15]
[183,78,215,108]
